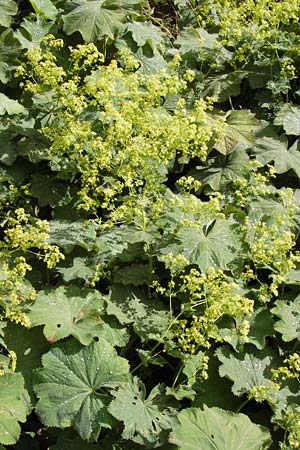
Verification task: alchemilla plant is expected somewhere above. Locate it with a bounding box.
[1,1,300,449]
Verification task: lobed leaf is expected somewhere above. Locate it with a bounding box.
[169,405,272,450]
[34,339,129,441]
[271,294,300,342]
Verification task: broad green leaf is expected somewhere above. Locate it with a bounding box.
[271,294,300,342]
[0,130,18,166]
[0,29,21,83]
[248,196,286,223]
[201,71,246,103]
[175,27,231,60]
[3,323,50,400]
[63,0,125,42]
[0,93,26,116]
[274,104,300,135]
[252,136,300,176]
[160,218,242,272]
[114,263,150,285]
[189,146,249,191]
[0,373,29,445]
[214,110,260,155]
[34,339,129,441]
[183,351,206,387]
[125,21,164,50]
[14,17,54,49]
[169,406,272,450]
[248,308,275,350]
[28,285,107,345]
[109,377,175,445]
[216,346,277,396]
[49,220,98,253]
[28,0,58,19]
[137,51,167,74]
[31,174,67,207]
[192,355,238,410]
[107,285,169,341]
[57,256,97,282]
[0,0,18,28]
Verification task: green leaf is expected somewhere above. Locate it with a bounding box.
[192,355,238,410]
[107,285,169,341]
[189,146,249,191]
[34,339,129,441]
[3,323,50,400]
[49,220,98,253]
[28,0,58,19]
[125,21,164,50]
[28,285,107,345]
[31,174,68,207]
[108,377,175,445]
[169,406,272,450]
[136,51,167,74]
[201,71,246,103]
[252,136,300,176]
[0,0,18,28]
[0,29,21,83]
[274,104,300,135]
[114,263,150,286]
[0,93,26,116]
[183,351,206,387]
[160,218,242,272]
[14,17,54,49]
[214,110,260,155]
[63,0,125,42]
[56,256,97,282]
[0,130,18,166]
[248,308,275,350]
[271,294,300,342]
[216,346,277,396]
[175,27,230,58]
[0,373,29,445]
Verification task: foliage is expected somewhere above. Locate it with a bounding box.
[0,0,300,449]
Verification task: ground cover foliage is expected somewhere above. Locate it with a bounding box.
[1,0,300,448]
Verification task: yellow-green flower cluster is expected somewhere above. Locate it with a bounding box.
[17,38,223,223]
[0,208,65,325]
[171,268,253,352]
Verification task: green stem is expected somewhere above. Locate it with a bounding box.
[235,397,250,413]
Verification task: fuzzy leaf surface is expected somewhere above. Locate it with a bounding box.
[3,323,50,399]
[252,136,300,176]
[271,295,300,342]
[190,146,249,191]
[274,104,300,135]
[34,339,129,441]
[27,285,106,345]
[0,0,18,28]
[14,17,54,49]
[63,0,125,42]
[107,285,169,341]
[49,220,98,253]
[160,218,241,272]
[216,346,276,396]
[109,377,174,445]
[28,0,58,19]
[215,110,260,155]
[0,373,29,445]
[169,406,271,450]
[0,93,26,116]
